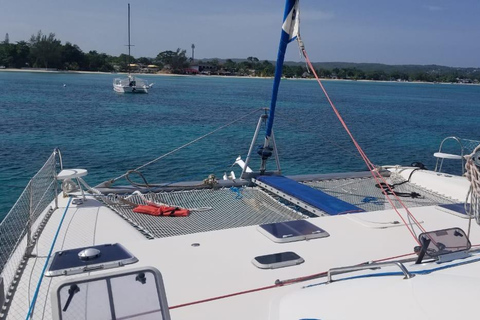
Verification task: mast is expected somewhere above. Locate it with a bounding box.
[128,3,131,59]
[259,0,300,173]
[126,3,133,75]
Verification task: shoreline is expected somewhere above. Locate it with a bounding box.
[0,68,477,86]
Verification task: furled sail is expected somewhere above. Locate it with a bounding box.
[282,0,300,43]
[260,0,300,171]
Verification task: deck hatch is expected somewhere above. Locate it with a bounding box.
[52,267,170,320]
[46,243,138,277]
[258,219,329,243]
[416,227,471,264]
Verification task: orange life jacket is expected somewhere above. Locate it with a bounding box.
[133,204,190,217]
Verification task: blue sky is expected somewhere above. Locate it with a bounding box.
[1,0,479,67]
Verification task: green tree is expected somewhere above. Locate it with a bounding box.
[112,53,131,71]
[294,65,305,78]
[353,68,365,80]
[0,42,14,67]
[207,58,220,68]
[319,68,332,78]
[155,48,189,73]
[259,60,274,77]
[224,59,237,71]
[244,56,259,69]
[283,65,295,78]
[14,41,30,68]
[85,50,113,72]
[29,31,62,69]
[366,70,387,81]
[137,57,153,65]
[336,68,346,79]
[61,42,85,70]
[0,34,16,67]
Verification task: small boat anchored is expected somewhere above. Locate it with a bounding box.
[113,74,152,94]
[113,3,153,94]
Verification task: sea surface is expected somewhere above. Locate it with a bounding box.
[1,71,480,219]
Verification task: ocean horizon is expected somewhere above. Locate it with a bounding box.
[1,71,479,218]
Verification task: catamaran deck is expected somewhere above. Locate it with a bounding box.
[105,188,305,239]
[101,173,459,240]
[5,193,480,319]
[3,168,477,319]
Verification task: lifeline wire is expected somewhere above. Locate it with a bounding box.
[25,197,72,319]
[298,38,426,244]
[108,107,264,184]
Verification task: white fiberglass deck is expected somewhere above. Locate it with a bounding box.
[8,195,480,320]
[4,169,480,320]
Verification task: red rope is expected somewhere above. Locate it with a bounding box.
[169,244,480,310]
[169,284,278,310]
[301,47,426,244]
[168,251,417,310]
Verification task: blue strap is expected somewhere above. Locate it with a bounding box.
[26,197,72,319]
[230,187,243,199]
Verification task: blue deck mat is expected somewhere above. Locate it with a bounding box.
[257,175,365,215]
[437,203,470,215]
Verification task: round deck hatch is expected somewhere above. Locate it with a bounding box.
[78,248,101,261]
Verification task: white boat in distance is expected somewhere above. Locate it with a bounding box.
[113,4,153,94]
[113,74,152,94]
[2,1,480,319]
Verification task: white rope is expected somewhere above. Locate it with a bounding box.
[465,144,480,225]
[107,108,264,184]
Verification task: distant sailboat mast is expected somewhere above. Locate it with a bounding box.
[126,3,134,74]
[260,0,300,173]
[113,3,151,93]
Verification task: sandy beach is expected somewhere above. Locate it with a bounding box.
[1,68,475,85]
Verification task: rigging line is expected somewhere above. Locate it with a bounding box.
[108,107,264,184]
[39,205,85,320]
[124,153,244,188]
[302,70,423,241]
[294,50,422,223]
[26,197,72,320]
[300,46,426,243]
[168,251,416,310]
[26,206,78,310]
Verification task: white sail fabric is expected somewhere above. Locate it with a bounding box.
[282,0,300,42]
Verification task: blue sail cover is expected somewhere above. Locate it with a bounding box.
[257,175,365,215]
[265,0,300,140]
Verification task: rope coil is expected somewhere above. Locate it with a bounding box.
[465,145,480,225]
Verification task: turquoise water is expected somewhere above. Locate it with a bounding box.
[1,71,480,218]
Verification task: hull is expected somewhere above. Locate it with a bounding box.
[113,76,150,94]
[113,83,148,94]
[3,159,480,320]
